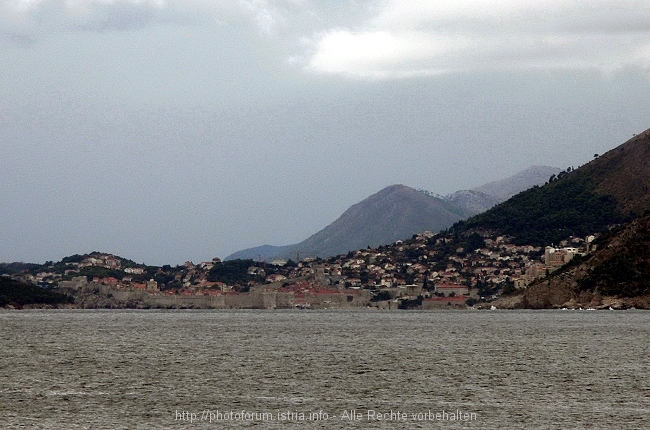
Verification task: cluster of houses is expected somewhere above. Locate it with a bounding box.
[13,231,597,309]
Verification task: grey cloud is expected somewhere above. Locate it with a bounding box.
[302,1,650,78]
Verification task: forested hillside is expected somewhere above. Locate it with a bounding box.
[455,129,650,246]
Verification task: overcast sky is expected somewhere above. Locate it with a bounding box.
[2,0,650,265]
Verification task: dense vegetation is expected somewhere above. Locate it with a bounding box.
[207,259,262,286]
[398,295,423,309]
[456,170,624,246]
[0,262,42,276]
[0,277,74,307]
[78,266,125,280]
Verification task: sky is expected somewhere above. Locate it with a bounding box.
[2,0,650,266]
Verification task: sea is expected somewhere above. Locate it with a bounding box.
[1,309,649,429]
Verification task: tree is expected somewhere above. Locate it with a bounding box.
[371,291,392,302]
[207,259,258,284]
[359,271,369,284]
[466,232,485,252]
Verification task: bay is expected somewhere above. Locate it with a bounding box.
[1,310,648,429]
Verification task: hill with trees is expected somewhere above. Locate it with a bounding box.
[576,215,650,297]
[454,129,650,247]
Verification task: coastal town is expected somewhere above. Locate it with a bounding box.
[4,229,597,310]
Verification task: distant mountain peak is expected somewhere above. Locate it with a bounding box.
[226,165,562,261]
[286,184,468,259]
[471,165,562,202]
[444,189,500,215]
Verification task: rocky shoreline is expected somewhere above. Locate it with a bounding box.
[492,291,650,310]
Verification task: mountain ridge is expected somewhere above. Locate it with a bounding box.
[288,184,470,259]
[227,165,561,261]
[5,128,650,309]
[457,129,650,247]
[471,165,565,202]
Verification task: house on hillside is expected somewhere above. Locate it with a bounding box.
[266,274,287,283]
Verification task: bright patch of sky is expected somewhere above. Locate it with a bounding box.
[302,1,650,78]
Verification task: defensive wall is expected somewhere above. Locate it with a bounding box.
[57,277,373,309]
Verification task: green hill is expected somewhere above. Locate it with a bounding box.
[455,128,650,246]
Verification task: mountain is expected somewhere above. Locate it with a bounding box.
[587,130,650,217]
[457,128,650,247]
[286,185,471,259]
[471,165,562,202]
[441,166,561,216]
[227,165,560,261]
[443,190,501,215]
[442,166,561,216]
[229,185,471,261]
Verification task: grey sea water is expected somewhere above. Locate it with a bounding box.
[1,309,649,429]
